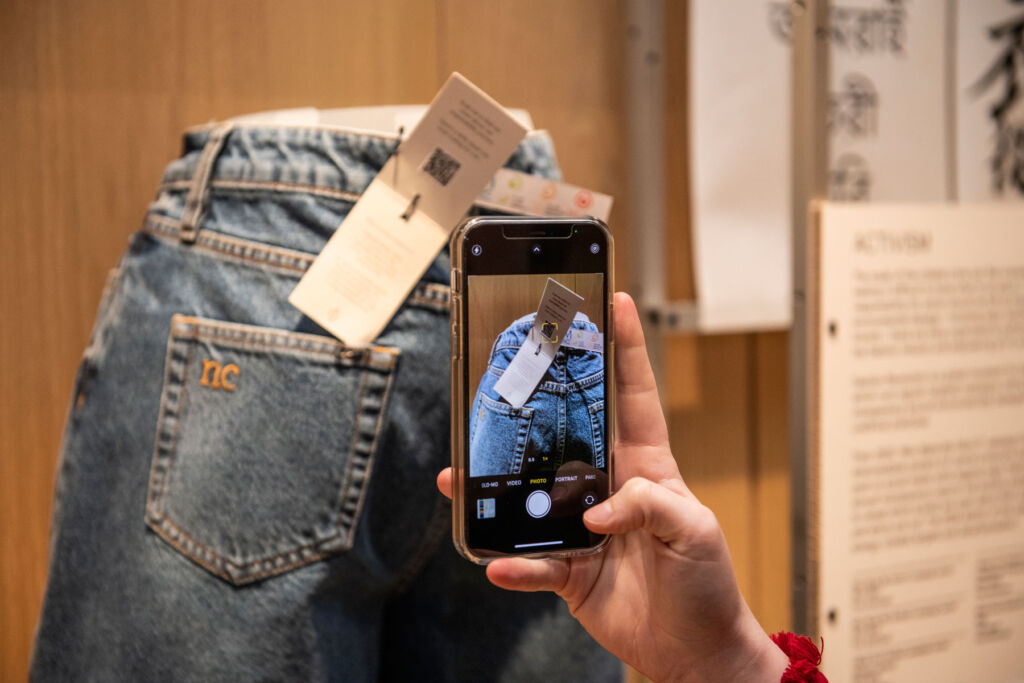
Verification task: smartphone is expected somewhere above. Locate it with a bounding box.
[449,216,614,563]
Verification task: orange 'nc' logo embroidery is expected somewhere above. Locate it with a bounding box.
[200,358,239,391]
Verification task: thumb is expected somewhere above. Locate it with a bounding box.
[583,477,721,557]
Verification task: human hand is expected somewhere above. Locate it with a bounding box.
[437,292,788,682]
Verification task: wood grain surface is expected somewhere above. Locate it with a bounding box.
[0,1,790,681]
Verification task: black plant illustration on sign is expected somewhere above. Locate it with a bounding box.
[972,1,1024,195]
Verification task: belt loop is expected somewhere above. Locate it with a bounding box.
[179,123,233,244]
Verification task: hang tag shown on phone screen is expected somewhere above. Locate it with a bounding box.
[493,278,584,409]
[289,73,529,346]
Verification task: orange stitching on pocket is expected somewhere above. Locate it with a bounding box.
[347,367,397,530]
[176,337,351,363]
[335,369,370,531]
[146,330,196,511]
[172,319,400,369]
[150,510,344,582]
[177,317,340,349]
[164,339,196,497]
[149,515,233,581]
[146,335,179,510]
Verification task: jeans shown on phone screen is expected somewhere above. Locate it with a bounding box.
[470,313,605,478]
[30,123,619,682]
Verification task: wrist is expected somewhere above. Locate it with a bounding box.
[669,610,789,683]
[718,624,790,683]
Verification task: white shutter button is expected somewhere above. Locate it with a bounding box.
[525,490,552,518]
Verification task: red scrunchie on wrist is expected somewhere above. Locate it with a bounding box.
[770,632,827,683]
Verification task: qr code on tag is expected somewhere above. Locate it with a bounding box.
[422,147,461,186]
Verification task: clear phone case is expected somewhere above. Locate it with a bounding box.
[449,216,615,564]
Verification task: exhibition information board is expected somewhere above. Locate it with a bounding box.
[812,203,1024,682]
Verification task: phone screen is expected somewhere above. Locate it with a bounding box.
[457,218,611,557]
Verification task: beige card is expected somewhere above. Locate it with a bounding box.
[289,72,529,346]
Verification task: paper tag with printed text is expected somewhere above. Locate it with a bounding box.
[289,73,529,346]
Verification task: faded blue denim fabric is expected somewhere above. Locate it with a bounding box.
[30,124,619,682]
[470,313,605,478]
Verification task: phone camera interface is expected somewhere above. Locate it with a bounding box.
[471,244,483,256]
[466,272,608,554]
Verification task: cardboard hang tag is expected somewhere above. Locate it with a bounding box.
[289,72,529,347]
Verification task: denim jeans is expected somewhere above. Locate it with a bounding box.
[470,314,605,478]
[31,123,619,682]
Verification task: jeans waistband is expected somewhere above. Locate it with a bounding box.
[156,123,561,244]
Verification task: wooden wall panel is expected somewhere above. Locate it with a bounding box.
[752,331,792,632]
[668,335,758,593]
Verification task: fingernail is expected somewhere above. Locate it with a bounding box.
[584,502,612,524]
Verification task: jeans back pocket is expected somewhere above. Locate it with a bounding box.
[469,394,534,476]
[145,315,399,585]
